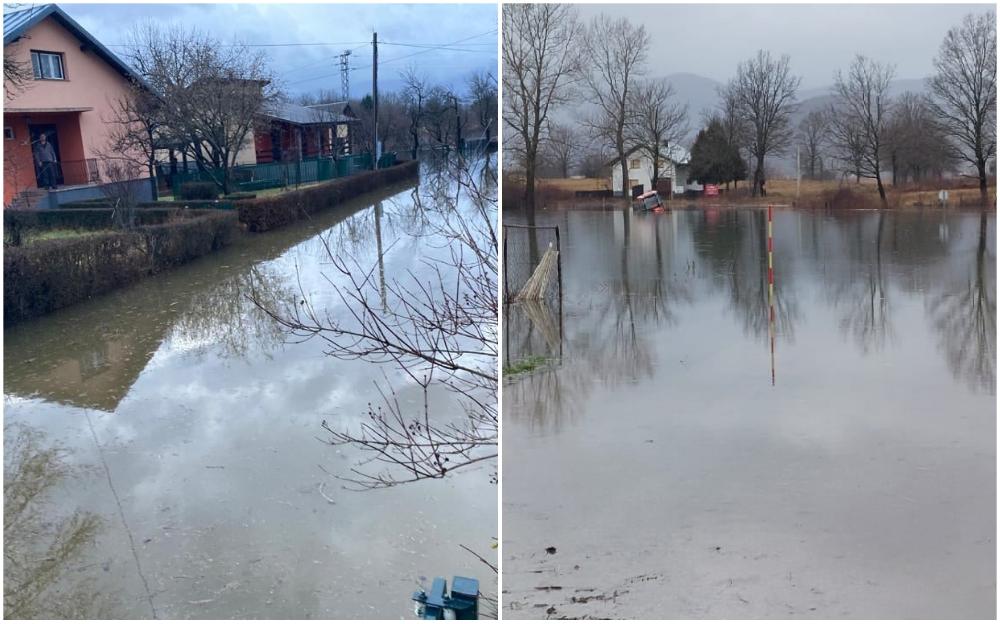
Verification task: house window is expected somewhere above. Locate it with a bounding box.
[630,159,641,169]
[4,127,13,140]
[30,51,65,80]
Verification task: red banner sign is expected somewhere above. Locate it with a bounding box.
[704,184,719,196]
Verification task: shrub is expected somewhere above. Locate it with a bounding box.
[800,187,883,210]
[224,192,257,201]
[179,181,219,200]
[4,208,184,246]
[237,160,419,232]
[4,210,238,325]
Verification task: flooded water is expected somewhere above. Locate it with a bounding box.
[4,165,497,619]
[503,206,995,619]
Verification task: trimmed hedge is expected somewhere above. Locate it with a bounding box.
[4,208,188,246]
[4,210,239,325]
[236,160,419,232]
[179,181,219,200]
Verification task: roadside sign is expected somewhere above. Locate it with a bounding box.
[705,184,719,197]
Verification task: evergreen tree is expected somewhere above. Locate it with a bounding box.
[689,118,746,185]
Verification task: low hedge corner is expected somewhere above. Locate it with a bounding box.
[236,160,419,232]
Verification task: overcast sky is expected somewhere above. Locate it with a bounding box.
[576,3,995,89]
[54,2,497,97]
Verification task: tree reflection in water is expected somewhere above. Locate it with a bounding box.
[170,265,295,359]
[506,208,996,434]
[926,211,996,393]
[830,211,895,353]
[693,209,798,343]
[4,424,111,619]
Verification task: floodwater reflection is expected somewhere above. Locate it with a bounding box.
[503,207,995,619]
[4,424,110,619]
[4,170,496,619]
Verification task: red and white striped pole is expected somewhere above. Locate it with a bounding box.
[767,204,776,386]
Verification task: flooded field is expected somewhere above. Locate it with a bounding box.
[4,165,497,619]
[503,206,995,619]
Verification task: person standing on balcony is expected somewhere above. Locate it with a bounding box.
[33,133,58,190]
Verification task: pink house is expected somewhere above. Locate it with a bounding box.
[3,4,148,208]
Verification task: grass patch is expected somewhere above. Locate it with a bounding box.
[22,229,114,244]
[503,356,548,376]
[251,181,327,198]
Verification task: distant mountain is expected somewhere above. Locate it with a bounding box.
[656,72,726,124]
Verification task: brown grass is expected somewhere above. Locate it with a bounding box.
[505,175,996,210]
[537,177,611,192]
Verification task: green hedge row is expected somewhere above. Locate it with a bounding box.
[236,160,419,232]
[4,208,186,245]
[4,210,239,326]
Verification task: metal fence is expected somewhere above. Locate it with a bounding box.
[502,224,563,369]
[167,152,397,196]
[502,224,561,304]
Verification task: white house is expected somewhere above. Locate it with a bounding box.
[609,144,703,197]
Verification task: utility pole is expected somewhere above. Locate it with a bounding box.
[372,31,379,170]
[453,94,462,152]
[339,50,351,101]
[796,144,801,200]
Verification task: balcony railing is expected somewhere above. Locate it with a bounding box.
[34,158,101,188]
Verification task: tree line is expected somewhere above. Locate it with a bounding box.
[294,67,496,161]
[504,6,996,212]
[502,5,689,215]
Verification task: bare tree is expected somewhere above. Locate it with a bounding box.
[423,86,458,148]
[3,43,32,98]
[125,23,277,195]
[798,109,830,179]
[715,86,753,190]
[401,67,429,159]
[502,3,582,217]
[828,109,865,183]
[542,122,581,178]
[578,144,612,179]
[726,50,801,196]
[582,15,649,200]
[249,154,497,489]
[101,82,166,201]
[627,79,688,189]
[884,92,956,183]
[467,70,498,141]
[830,55,894,206]
[927,12,997,203]
[99,159,145,230]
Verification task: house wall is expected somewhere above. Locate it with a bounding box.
[4,16,148,204]
[5,17,139,160]
[253,121,333,164]
[610,154,680,196]
[234,132,258,166]
[3,115,37,202]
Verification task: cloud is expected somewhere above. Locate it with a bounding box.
[63,3,497,95]
[574,3,994,88]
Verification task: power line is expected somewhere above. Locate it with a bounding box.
[282,42,367,76]
[289,29,497,86]
[106,41,370,48]
[380,41,495,49]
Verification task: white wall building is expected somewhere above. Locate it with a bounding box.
[609,145,703,196]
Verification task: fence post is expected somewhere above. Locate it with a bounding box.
[502,226,509,303]
[555,225,562,304]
